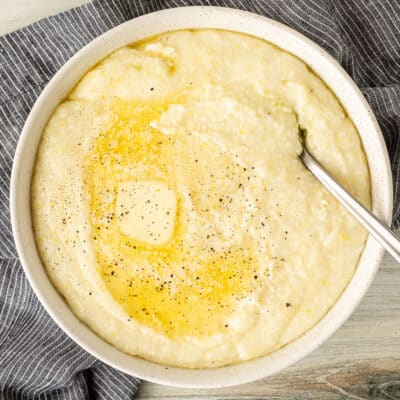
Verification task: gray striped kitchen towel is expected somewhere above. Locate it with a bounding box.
[1,0,399,399]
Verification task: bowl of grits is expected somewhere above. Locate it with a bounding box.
[11,6,392,388]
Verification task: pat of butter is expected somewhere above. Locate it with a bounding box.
[117,180,176,245]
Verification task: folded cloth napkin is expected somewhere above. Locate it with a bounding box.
[0,0,399,398]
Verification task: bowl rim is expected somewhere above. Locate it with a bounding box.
[10,5,393,388]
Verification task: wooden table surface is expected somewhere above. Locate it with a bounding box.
[2,1,399,398]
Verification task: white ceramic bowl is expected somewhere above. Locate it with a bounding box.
[11,6,393,388]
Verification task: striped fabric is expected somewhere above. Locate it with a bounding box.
[0,0,399,398]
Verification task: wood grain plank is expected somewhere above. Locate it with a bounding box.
[0,0,90,35]
[137,254,400,399]
[137,359,400,400]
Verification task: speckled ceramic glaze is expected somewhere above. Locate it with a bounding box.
[11,6,393,388]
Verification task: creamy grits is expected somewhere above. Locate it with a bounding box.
[32,30,370,368]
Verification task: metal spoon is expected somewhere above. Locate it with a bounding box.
[298,129,400,263]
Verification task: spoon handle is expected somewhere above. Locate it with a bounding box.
[300,148,400,263]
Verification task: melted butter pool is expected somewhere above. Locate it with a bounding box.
[84,98,262,337]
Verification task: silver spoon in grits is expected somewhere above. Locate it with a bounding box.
[298,129,400,263]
